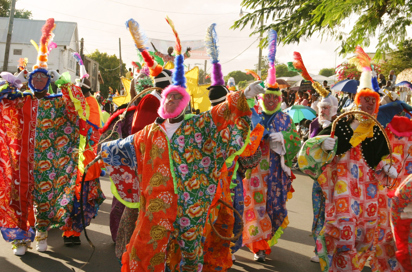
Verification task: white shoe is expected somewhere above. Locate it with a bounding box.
[253,250,266,262]
[35,231,48,252]
[12,240,31,256]
[310,255,320,263]
[232,254,236,263]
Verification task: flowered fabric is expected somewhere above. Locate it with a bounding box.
[102,90,251,272]
[33,89,84,232]
[243,111,300,249]
[391,175,412,271]
[299,135,402,272]
[231,172,245,253]
[242,142,272,245]
[0,95,38,232]
[312,180,325,253]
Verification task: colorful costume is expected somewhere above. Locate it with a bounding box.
[243,31,300,260]
[298,47,401,272]
[102,17,253,272]
[0,73,37,254]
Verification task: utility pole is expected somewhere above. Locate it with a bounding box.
[257,2,264,77]
[204,59,207,84]
[118,38,123,92]
[2,0,17,72]
[80,38,84,59]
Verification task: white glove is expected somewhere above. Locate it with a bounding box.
[321,137,336,151]
[15,69,29,83]
[47,70,61,82]
[383,164,398,179]
[244,80,265,99]
[269,132,283,143]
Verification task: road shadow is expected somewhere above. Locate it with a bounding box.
[281,226,316,247]
[0,256,27,272]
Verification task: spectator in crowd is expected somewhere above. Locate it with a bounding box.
[389,70,396,87]
[379,73,387,86]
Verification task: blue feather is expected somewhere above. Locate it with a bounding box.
[205,23,219,64]
[267,29,277,67]
[173,54,186,88]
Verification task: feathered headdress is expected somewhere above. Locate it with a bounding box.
[205,23,229,106]
[205,23,224,86]
[33,18,56,70]
[350,46,380,112]
[158,16,190,119]
[266,29,278,89]
[126,18,162,77]
[288,51,329,98]
[245,69,261,81]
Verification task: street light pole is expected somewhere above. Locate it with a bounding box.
[3,0,17,72]
[257,2,264,77]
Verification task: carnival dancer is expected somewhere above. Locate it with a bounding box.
[28,19,95,252]
[298,46,402,272]
[307,79,339,263]
[242,30,301,262]
[61,53,105,246]
[101,16,263,272]
[391,173,412,271]
[0,70,37,255]
[129,19,173,135]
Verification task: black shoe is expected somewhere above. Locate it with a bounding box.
[63,236,73,246]
[72,236,81,245]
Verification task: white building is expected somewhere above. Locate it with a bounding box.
[0,18,79,81]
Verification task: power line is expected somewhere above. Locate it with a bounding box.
[220,38,259,65]
[107,0,238,16]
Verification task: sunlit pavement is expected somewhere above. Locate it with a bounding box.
[0,173,372,272]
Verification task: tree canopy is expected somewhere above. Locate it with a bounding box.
[381,39,412,76]
[0,0,32,19]
[224,70,254,85]
[319,68,335,77]
[86,50,126,98]
[232,0,412,59]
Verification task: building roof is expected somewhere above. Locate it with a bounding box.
[0,18,77,46]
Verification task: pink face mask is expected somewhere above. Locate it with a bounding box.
[158,85,191,119]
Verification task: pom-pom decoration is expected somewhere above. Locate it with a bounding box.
[245,69,261,80]
[126,18,148,52]
[33,18,56,70]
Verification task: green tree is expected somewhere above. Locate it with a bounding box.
[199,69,211,85]
[0,0,32,18]
[381,39,412,76]
[276,63,298,77]
[238,80,248,90]
[224,70,254,85]
[232,0,412,59]
[86,50,126,98]
[319,68,335,77]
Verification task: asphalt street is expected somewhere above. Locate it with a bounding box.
[0,172,373,272]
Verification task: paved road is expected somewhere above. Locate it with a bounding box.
[0,172,372,272]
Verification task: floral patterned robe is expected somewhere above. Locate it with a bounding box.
[0,94,37,242]
[101,90,251,272]
[242,111,300,247]
[298,120,402,272]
